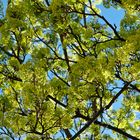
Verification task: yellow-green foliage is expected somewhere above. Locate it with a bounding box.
[0,0,139,139]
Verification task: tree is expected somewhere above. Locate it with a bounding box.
[0,0,140,139]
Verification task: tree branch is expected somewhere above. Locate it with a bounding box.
[70,83,130,140]
[105,82,130,110]
[94,120,139,140]
[63,129,72,139]
[115,73,140,93]
[85,3,125,41]
[45,0,50,6]
[73,108,139,140]
[47,95,67,108]
[50,69,70,87]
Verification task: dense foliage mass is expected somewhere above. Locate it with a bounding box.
[0,0,140,139]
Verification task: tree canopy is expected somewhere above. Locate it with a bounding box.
[0,0,140,139]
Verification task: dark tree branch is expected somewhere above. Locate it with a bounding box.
[94,120,139,140]
[70,83,130,140]
[115,73,140,93]
[29,18,77,64]
[70,109,104,140]
[45,0,50,6]
[45,82,135,140]
[0,44,24,64]
[63,129,72,139]
[105,82,130,110]
[7,75,22,82]
[73,109,139,140]
[129,84,140,92]
[0,127,15,140]
[47,95,67,108]
[0,71,22,82]
[68,25,86,57]
[84,3,125,41]
[0,46,13,57]
[83,5,87,28]
[113,0,122,4]
[50,69,70,87]
[60,34,71,72]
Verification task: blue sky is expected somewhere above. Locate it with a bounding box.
[1,0,7,15]
[97,4,125,29]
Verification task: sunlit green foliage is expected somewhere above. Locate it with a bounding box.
[0,0,140,139]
